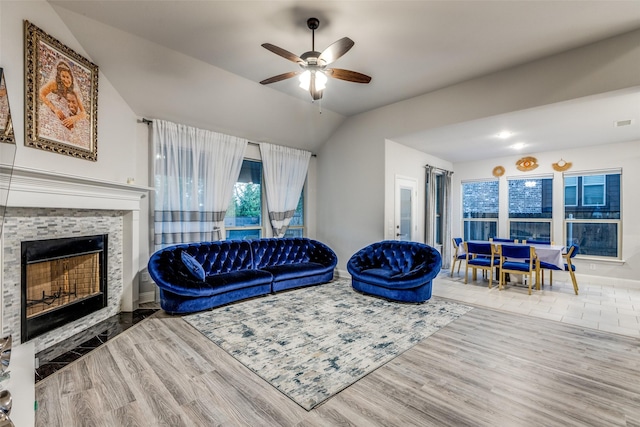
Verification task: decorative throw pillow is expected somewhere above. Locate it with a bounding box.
[181,251,205,281]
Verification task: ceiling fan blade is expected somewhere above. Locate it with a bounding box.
[260,71,301,85]
[318,37,354,65]
[261,43,305,64]
[326,68,372,84]
[318,37,355,65]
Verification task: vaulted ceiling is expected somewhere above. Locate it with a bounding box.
[49,1,640,161]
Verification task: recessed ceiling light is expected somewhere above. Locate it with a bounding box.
[496,131,514,139]
[511,142,527,150]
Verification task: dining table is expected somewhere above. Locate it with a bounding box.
[459,240,566,289]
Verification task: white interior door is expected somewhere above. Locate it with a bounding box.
[395,177,417,241]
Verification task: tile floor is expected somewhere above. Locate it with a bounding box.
[435,268,640,338]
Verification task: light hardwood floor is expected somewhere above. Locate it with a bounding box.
[35,303,640,426]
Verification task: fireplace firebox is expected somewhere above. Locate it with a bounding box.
[21,234,108,341]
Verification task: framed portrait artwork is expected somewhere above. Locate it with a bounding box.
[24,20,98,161]
[0,68,16,144]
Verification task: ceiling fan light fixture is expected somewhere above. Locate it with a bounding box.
[298,70,327,91]
[315,70,327,90]
[298,70,310,89]
[260,17,370,101]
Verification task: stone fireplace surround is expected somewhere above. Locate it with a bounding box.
[1,166,149,353]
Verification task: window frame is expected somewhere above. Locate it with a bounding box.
[461,179,499,241]
[563,170,621,260]
[224,159,264,240]
[284,187,306,238]
[224,158,307,239]
[506,175,553,242]
[564,176,578,207]
[581,175,606,207]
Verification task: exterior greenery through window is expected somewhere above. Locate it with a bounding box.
[224,159,305,239]
[462,180,498,241]
[284,191,304,237]
[564,171,620,258]
[225,160,262,239]
[508,177,552,242]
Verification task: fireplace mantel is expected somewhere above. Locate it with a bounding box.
[3,165,151,211]
[1,165,152,316]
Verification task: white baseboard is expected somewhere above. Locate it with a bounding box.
[335,269,351,279]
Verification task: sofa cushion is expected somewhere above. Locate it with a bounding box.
[260,262,327,281]
[162,269,272,298]
[360,268,396,279]
[204,270,273,291]
[251,238,312,268]
[181,251,206,281]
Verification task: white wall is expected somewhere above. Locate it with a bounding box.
[383,140,453,243]
[319,28,640,274]
[317,111,386,274]
[1,2,141,182]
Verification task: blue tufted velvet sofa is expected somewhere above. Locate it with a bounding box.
[147,237,337,314]
[347,240,442,303]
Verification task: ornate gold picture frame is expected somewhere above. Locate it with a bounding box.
[24,21,98,161]
[0,68,15,144]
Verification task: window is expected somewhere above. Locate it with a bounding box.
[582,175,606,206]
[284,189,305,238]
[462,180,498,241]
[508,177,552,242]
[564,171,620,258]
[564,176,578,206]
[224,159,306,239]
[225,160,263,239]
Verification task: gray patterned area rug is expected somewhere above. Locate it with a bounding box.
[184,279,473,410]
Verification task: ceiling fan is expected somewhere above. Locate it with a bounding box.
[260,17,371,101]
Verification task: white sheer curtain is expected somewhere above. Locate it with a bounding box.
[425,165,453,268]
[153,119,247,250]
[259,143,311,237]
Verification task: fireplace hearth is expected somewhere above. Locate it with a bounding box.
[21,234,108,341]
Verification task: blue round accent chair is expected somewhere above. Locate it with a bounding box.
[347,240,442,303]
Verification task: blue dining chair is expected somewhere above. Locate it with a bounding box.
[490,237,516,243]
[464,241,499,288]
[522,239,552,245]
[450,237,465,277]
[522,239,552,284]
[498,244,537,295]
[538,244,579,295]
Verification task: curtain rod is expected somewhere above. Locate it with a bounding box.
[140,118,316,157]
[425,164,453,174]
[247,141,316,157]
